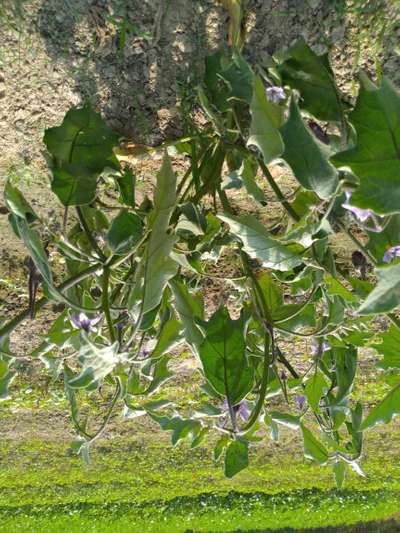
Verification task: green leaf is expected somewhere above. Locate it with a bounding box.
[304,370,328,411]
[51,164,98,206]
[149,413,201,446]
[258,272,283,312]
[247,75,284,164]
[366,214,400,262]
[106,209,143,254]
[141,154,178,314]
[151,318,182,360]
[0,358,16,401]
[280,98,338,199]
[142,356,174,395]
[270,411,301,430]
[15,218,53,286]
[214,435,230,461]
[4,181,38,223]
[334,461,346,489]
[116,167,135,207]
[358,262,400,315]
[44,103,119,172]
[301,424,329,464]
[170,280,204,348]
[239,156,265,204]
[219,213,303,271]
[199,306,253,405]
[360,384,400,430]
[324,273,357,303]
[220,50,254,103]
[334,347,357,401]
[224,439,249,478]
[372,325,400,369]
[277,38,343,122]
[332,76,400,215]
[68,341,120,389]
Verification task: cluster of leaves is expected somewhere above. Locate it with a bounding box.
[1,36,400,487]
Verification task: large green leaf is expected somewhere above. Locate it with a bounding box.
[277,38,343,122]
[280,98,338,199]
[51,164,98,206]
[220,50,254,104]
[199,307,253,405]
[332,76,400,215]
[224,439,249,478]
[44,103,119,172]
[361,385,400,430]
[358,262,400,315]
[247,75,284,164]
[301,424,329,464]
[334,347,358,402]
[219,213,303,271]
[150,318,182,360]
[372,325,400,369]
[106,209,143,254]
[141,154,178,314]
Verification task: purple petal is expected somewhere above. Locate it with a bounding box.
[383,245,400,263]
[295,394,306,410]
[266,86,285,103]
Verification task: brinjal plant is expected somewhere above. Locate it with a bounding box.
[2,37,400,488]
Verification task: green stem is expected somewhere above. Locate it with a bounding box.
[258,159,300,222]
[102,267,116,343]
[76,206,106,262]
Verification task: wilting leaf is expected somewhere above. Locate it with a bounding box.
[358,262,400,315]
[247,76,284,164]
[332,76,400,215]
[199,306,253,405]
[361,385,400,430]
[301,424,329,464]
[219,213,303,271]
[278,38,343,122]
[280,98,338,199]
[106,209,143,254]
[224,439,249,478]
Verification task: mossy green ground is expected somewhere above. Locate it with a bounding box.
[1,374,400,532]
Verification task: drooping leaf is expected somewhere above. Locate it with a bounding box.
[361,385,400,430]
[301,424,329,464]
[149,413,201,446]
[199,306,253,405]
[280,98,338,199]
[224,439,249,478]
[141,154,178,314]
[150,318,182,360]
[3,181,38,223]
[170,280,204,348]
[247,75,284,164]
[304,370,328,411]
[68,341,121,389]
[358,262,400,315]
[219,213,303,271]
[372,325,400,369]
[277,38,343,122]
[332,76,400,215]
[106,209,143,254]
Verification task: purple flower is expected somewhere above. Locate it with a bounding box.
[222,400,250,422]
[342,189,382,232]
[383,245,400,263]
[266,86,286,104]
[295,394,306,410]
[71,312,101,333]
[311,340,330,356]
